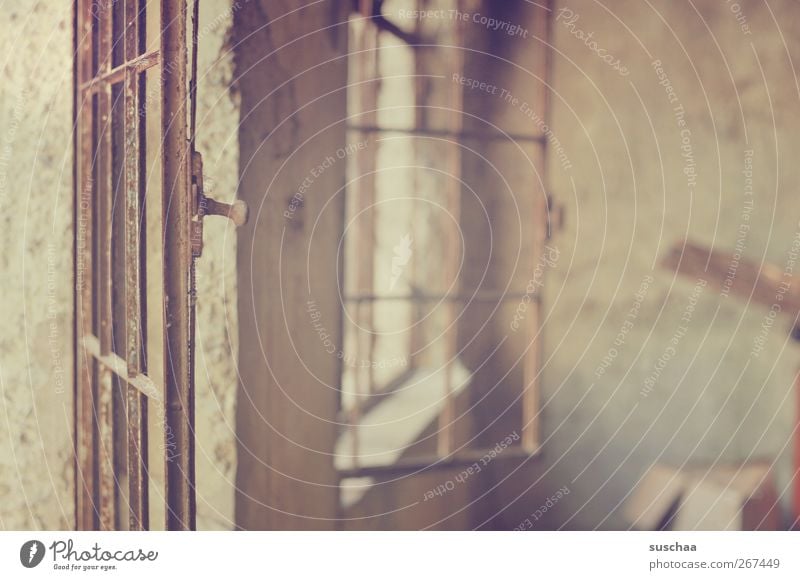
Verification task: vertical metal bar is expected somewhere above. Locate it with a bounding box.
[96,0,117,531]
[72,0,79,530]
[351,300,362,468]
[124,0,148,531]
[360,7,377,397]
[75,0,98,531]
[522,0,551,452]
[161,0,195,531]
[437,1,465,458]
[408,0,423,369]
[124,4,142,378]
[126,381,148,530]
[351,4,379,468]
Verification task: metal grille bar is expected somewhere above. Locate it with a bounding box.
[83,335,159,401]
[123,0,148,530]
[75,0,193,531]
[79,50,160,94]
[161,0,195,531]
[74,0,97,532]
[95,0,116,530]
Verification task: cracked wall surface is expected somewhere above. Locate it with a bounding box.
[192,0,240,531]
[0,0,74,530]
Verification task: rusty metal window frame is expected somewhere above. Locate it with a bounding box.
[74,0,195,531]
[339,0,552,479]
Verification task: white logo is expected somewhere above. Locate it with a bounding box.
[20,540,45,568]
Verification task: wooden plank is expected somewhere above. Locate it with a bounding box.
[662,240,800,317]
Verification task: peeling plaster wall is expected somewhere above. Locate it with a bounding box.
[192,0,240,531]
[0,0,239,530]
[0,0,74,530]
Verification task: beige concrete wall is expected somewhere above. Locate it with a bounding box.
[0,0,74,530]
[192,0,241,531]
[0,0,239,530]
[531,0,800,529]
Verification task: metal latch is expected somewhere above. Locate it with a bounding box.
[190,150,249,258]
[546,194,564,239]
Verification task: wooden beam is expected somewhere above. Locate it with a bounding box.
[661,240,800,317]
[234,0,349,530]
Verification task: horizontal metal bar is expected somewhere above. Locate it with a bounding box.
[347,124,546,144]
[343,291,537,303]
[82,335,161,403]
[80,50,160,93]
[337,445,540,479]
